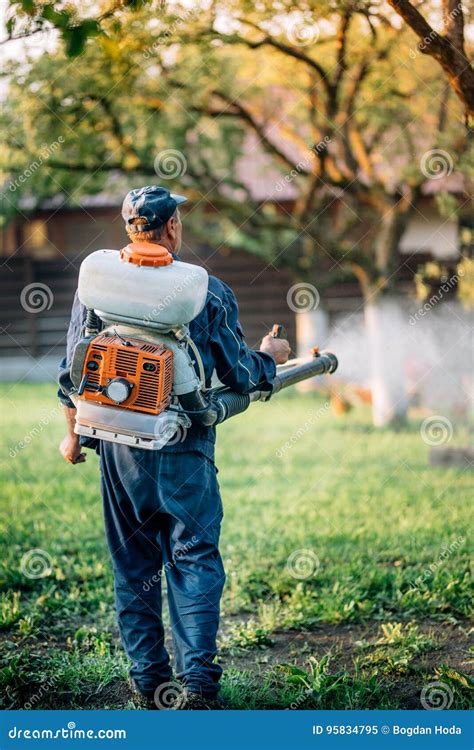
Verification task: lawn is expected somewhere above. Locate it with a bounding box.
[0,383,472,710]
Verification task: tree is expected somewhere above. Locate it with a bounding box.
[387,0,474,127]
[1,1,470,425]
[2,0,152,56]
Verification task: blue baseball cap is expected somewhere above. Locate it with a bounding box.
[122,185,187,232]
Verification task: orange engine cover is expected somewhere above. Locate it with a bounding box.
[80,333,173,415]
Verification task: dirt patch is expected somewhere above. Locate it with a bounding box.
[222,620,471,670]
[82,679,134,710]
[220,619,473,709]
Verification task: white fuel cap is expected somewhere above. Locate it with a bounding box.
[105,378,132,404]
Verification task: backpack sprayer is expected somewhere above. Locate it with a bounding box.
[60,242,338,450]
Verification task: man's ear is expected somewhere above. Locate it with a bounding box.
[165,214,177,238]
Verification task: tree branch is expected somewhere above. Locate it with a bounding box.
[387,0,474,119]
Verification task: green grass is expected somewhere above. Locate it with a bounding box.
[0,383,472,710]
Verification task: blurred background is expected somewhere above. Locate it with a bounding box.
[0,0,473,428]
[0,0,472,711]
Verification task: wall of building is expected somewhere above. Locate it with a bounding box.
[0,206,297,381]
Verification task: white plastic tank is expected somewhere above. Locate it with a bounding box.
[78,248,208,327]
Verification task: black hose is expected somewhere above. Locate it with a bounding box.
[180,351,338,427]
[213,391,250,423]
[178,389,251,426]
[272,352,338,393]
[178,390,220,427]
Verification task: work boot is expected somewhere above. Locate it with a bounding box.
[129,680,160,710]
[173,690,225,710]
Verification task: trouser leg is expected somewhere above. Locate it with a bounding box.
[159,452,226,696]
[100,442,172,697]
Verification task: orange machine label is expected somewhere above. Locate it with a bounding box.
[80,333,173,415]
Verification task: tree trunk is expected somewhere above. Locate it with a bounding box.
[364,295,408,426]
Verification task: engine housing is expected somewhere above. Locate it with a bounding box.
[79,333,173,415]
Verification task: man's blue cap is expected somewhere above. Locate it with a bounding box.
[122,185,187,232]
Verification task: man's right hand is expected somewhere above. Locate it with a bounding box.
[59,435,86,465]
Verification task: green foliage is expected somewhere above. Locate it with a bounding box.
[1,2,469,289]
[221,657,395,710]
[4,1,150,56]
[357,622,435,675]
[224,620,274,652]
[457,256,474,310]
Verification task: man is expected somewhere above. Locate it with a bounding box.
[58,185,290,710]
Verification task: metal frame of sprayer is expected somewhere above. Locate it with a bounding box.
[60,311,338,452]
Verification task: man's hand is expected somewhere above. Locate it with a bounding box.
[60,406,86,464]
[59,434,86,464]
[259,334,291,365]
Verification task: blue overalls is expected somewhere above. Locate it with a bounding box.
[58,271,276,698]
